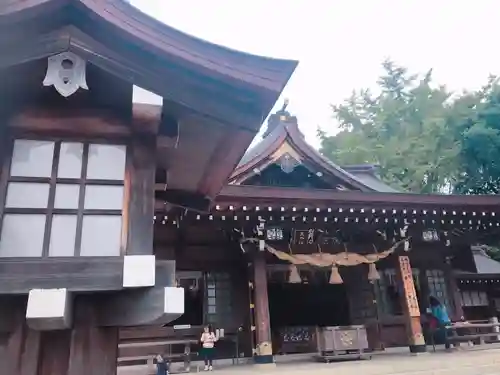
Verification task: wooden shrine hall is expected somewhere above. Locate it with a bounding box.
[1,1,500,374]
[0,1,296,374]
[148,105,500,365]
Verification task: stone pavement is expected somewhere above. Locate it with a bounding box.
[119,346,500,375]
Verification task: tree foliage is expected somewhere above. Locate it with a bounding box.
[319,60,500,194]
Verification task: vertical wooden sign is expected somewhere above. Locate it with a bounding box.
[397,256,426,353]
[399,256,420,317]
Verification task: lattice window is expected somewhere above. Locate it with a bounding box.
[375,268,422,316]
[426,270,451,309]
[205,272,233,325]
[0,140,127,257]
[460,290,488,307]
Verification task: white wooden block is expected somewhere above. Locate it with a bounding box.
[26,288,72,330]
[123,255,156,288]
[164,287,184,315]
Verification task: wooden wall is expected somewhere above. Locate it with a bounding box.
[1,296,118,375]
[118,224,254,359]
[369,243,461,348]
[143,224,461,354]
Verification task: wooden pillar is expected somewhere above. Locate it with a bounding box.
[396,255,427,353]
[252,252,274,364]
[126,135,156,255]
[1,296,118,375]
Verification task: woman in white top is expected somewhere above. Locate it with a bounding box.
[200,325,217,371]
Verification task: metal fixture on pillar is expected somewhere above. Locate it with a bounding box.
[256,219,265,251]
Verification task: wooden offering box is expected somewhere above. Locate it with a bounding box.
[315,325,371,362]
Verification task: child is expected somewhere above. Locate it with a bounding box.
[200,325,217,371]
[155,354,168,375]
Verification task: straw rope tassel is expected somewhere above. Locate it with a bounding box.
[367,263,381,281]
[287,243,301,283]
[329,265,343,284]
[368,244,381,281]
[288,264,302,283]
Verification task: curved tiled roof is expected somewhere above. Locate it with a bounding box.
[0,0,298,210]
[231,116,399,193]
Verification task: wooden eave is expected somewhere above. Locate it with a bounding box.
[215,185,500,211]
[0,0,298,129]
[456,273,500,285]
[154,184,500,227]
[153,186,500,244]
[0,0,298,210]
[229,122,376,191]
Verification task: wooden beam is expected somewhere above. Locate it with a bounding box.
[155,189,211,213]
[126,135,157,255]
[0,258,175,294]
[216,185,500,209]
[8,107,133,137]
[97,285,183,327]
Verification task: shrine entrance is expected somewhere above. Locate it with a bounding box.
[267,269,350,354]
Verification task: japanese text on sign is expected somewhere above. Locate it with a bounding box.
[399,256,420,317]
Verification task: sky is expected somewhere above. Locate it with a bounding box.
[131,0,500,148]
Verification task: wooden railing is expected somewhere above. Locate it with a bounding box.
[118,325,243,372]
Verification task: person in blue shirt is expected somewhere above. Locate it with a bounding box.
[156,354,168,375]
[429,296,451,349]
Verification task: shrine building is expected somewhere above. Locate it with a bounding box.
[2,1,500,374]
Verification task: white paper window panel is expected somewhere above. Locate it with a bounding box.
[5,182,50,208]
[84,185,124,210]
[461,291,472,306]
[0,214,46,257]
[10,140,54,178]
[54,184,80,209]
[479,291,489,306]
[80,215,122,256]
[49,215,77,257]
[461,290,489,307]
[86,144,126,180]
[58,142,84,178]
[471,291,480,306]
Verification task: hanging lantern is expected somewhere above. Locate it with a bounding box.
[367,263,381,281]
[288,264,302,283]
[329,265,343,284]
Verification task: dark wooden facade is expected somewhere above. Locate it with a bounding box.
[0,1,297,374]
[135,108,500,364]
[453,246,500,321]
[3,1,500,372]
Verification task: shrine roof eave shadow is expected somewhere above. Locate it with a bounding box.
[214,185,500,212]
[0,0,297,131]
[0,0,298,210]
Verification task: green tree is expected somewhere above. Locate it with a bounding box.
[453,76,500,194]
[319,60,462,193]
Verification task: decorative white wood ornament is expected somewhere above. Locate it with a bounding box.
[43,52,88,97]
[278,152,300,173]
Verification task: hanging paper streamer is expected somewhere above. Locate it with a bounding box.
[329,265,343,284]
